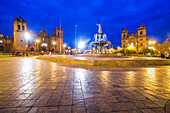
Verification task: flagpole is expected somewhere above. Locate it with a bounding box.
[75,24,77,49]
[59,16,62,54]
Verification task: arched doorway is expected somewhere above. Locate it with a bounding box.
[52,48,54,52]
[41,43,47,51]
[0,46,4,51]
[31,47,34,51]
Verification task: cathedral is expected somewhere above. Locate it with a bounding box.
[121,23,149,52]
[0,16,63,53]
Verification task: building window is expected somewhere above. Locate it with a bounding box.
[22,26,24,30]
[140,43,143,46]
[43,37,45,41]
[123,34,125,37]
[58,32,60,37]
[123,41,125,43]
[123,45,125,47]
[18,25,20,30]
[140,39,143,41]
[140,31,143,35]
[21,40,23,42]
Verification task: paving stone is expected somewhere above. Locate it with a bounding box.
[20,99,36,107]
[97,103,113,112]
[139,108,155,113]
[5,100,24,108]
[86,104,100,112]
[14,107,31,113]
[44,107,58,113]
[73,106,86,113]
[60,98,72,105]
[152,107,164,113]
[121,102,138,110]
[28,107,45,113]
[58,106,71,113]
[110,103,127,111]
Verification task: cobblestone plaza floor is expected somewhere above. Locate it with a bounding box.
[0,57,169,113]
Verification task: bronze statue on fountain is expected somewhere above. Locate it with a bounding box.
[90,24,111,53]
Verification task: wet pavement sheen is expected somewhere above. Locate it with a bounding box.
[0,57,169,113]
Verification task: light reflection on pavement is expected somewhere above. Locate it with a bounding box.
[0,57,169,113]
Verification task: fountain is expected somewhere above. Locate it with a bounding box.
[90,24,112,53]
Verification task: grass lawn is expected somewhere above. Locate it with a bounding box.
[0,54,15,58]
[0,54,40,58]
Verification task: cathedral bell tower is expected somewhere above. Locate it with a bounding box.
[121,27,129,39]
[137,23,146,37]
[13,16,28,52]
[53,26,63,38]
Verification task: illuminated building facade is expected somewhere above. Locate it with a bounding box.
[0,33,13,52]
[13,16,63,52]
[121,23,149,52]
[156,38,170,53]
[0,16,64,53]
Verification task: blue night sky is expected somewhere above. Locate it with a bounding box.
[0,0,170,48]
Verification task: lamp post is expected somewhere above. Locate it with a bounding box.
[52,41,56,53]
[75,25,77,49]
[63,44,66,54]
[36,39,40,52]
[25,32,30,56]
[59,16,62,54]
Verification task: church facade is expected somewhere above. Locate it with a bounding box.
[0,16,64,53]
[156,38,170,54]
[0,34,13,52]
[121,23,149,52]
[13,16,63,53]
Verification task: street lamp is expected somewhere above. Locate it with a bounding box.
[78,41,85,54]
[52,41,56,53]
[36,39,40,52]
[78,41,85,49]
[63,44,66,54]
[36,39,40,43]
[25,32,30,56]
[63,44,66,48]
[52,41,56,45]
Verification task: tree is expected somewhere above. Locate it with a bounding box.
[125,48,136,54]
[154,50,160,54]
[140,47,151,54]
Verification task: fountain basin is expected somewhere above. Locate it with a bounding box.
[90,41,111,46]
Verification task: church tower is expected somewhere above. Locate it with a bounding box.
[137,23,149,51]
[121,27,129,47]
[137,23,146,37]
[53,26,63,52]
[53,26,63,38]
[13,16,28,52]
[121,27,129,39]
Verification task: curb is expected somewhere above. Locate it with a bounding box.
[36,56,170,66]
